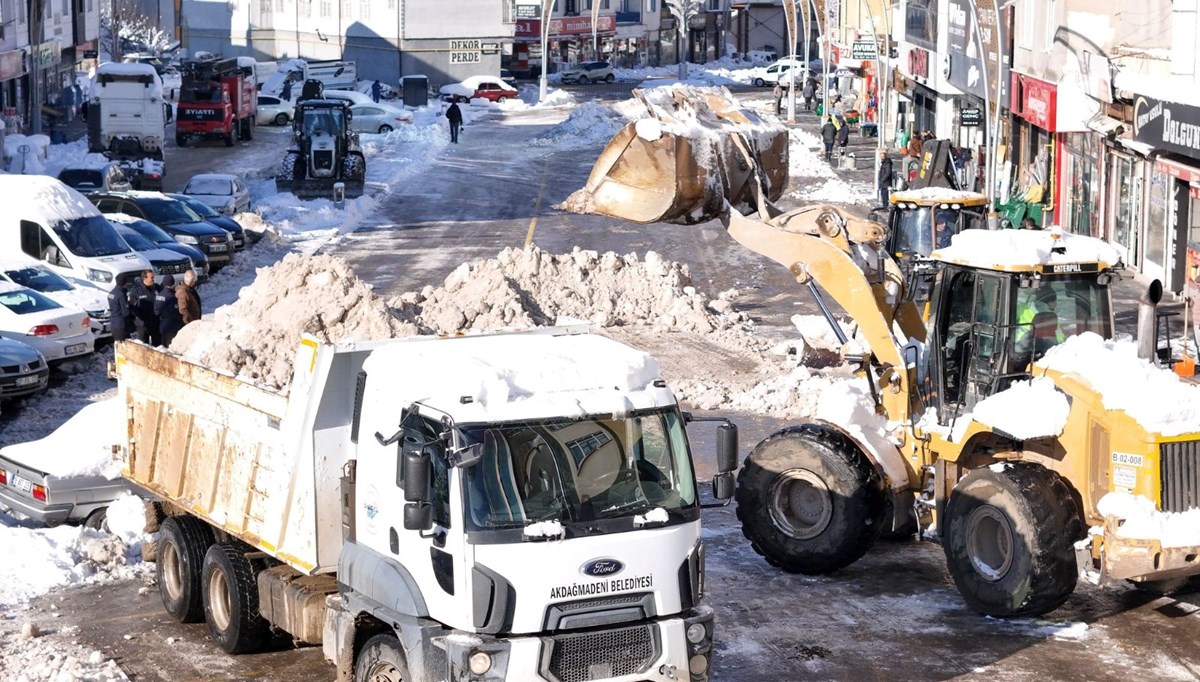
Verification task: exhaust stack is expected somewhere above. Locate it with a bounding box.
[1137,279,1163,363]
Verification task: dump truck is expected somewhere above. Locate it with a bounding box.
[562,85,1200,616]
[176,58,258,147]
[114,325,737,680]
[275,99,366,199]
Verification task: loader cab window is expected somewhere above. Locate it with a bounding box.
[935,268,1008,417]
[1009,276,1112,370]
[891,206,971,258]
[304,109,343,136]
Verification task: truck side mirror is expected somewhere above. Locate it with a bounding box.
[403,502,432,531]
[716,423,738,473]
[403,449,431,503]
[712,472,735,500]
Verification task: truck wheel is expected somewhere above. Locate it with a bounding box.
[176,134,187,148]
[943,463,1082,617]
[158,516,215,623]
[225,130,235,147]
[354,634,410,682]
[202,543,269,654]
[735,425,885,574]
[274,113,289,126]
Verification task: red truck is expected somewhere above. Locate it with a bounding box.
[175,58,257,147]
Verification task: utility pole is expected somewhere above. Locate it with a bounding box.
[782,0,796,123]
[538,0,552,102]
[30,0,42,134]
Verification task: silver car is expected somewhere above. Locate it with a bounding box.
[0,338,49,400]
[561,61,615,84]
[349,103,414,134]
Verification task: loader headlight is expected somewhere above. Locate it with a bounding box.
[468,651,492,675]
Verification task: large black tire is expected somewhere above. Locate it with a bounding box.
[735,425,886,574]
[201,543,269,654]
[342,154,366,182]
[176,134,187,148]
[354,634,409,682]
[157,516,215,623]
[943,463,1083,617]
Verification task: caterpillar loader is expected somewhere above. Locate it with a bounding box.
[561,86,1200,617]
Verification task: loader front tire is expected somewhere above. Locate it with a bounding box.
[354,634,410,682]
[943,463,1082,617]
[158,515,215,623]
[735,425,886,574]
[202,543,269,654]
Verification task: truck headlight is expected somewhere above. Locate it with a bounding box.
[468,651,492,675]
[686,622,707,644]
[86,268,113,283]
[176,234,198,245]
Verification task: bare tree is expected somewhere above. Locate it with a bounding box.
[665,0,703,79]
[101,0,172,59]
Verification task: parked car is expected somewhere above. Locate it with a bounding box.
[0,398,134,527]
[169,194,247,250]
[56,163,133,194]
[439,76,518,103]
[181,173,251,216]
[752,58,807,87]
[112,225,194,281]
[0,282,94,363]
[0,258,111,338]
[320,89,375,107]
[348,102,414,134]
[560,61,615,84]
[257,95,295,126]
[89,192,234,271]
[0,337,49,400]
[104,213,211,280]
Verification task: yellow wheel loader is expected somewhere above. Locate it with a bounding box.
[562,86,1200,617]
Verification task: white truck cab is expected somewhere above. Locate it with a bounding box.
[89,62,168,160]
[0,176,151,289]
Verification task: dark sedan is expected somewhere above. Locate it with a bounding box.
[89,192,234,271]
[0,337,49,400]
[169,193,248,250]
[104,213,211,281]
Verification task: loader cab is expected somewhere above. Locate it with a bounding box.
[885,191,988,301]
[927,264,1114,422]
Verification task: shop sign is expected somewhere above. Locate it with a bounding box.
[449,39,481,65]
[1012,73,1055,130]
[945,0,998,99]
[515,2,541,19]
[481,42,500,55]
[960,107,982,127]
[515,19,541,38]
[907,47,929,79]
[33,40,60,70]
[851,41,877,61]
[549,15,615,36]
[1133,95,1200,159]
[0,50,24,81]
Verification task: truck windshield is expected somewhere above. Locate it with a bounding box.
[141,200,202,226]
[460,409,697,532]
[52,215,132,257]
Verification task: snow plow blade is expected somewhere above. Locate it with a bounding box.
[274,178,365,200]
[558,85,788,225]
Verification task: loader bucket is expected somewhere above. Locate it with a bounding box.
[558,85,789,225]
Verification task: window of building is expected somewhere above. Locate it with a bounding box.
[300,0,311,18]
[342,0,350,17]
[1045,0,1057,49]
[320,0,330,16]
[359,0,368,19]
[905,0,937,50]
[647,0,656,11]
[1018,0,1034,50]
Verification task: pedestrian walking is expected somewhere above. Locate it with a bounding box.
[835,114,850,157]
[446,101,463,144]
[281,78,294,102]
[61,85,75,122]
[802,80,815,111]
[155,274,184,346]
[878,152,894,208]
[820,116,837,162]
[129,269,161,346]
[107,281,133,342]
[177,270,203,326]
[371,80,382,103]
[772,82,783,116]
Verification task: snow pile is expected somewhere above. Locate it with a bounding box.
[1039,332,1200,436]
[171,253,417,389]
[971,378,1071,440]
[0,631,128,681]
[785,127,872,205]
[935,228,1126,269]
[532,100,634,148]
[535,88,577,108]
[0,399,124,479]
[4,134,51,174]
[0,521,146,608]
[1097,492,1200,548]
[403,246,745,336]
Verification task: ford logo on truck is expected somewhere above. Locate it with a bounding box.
[582,558,624,577]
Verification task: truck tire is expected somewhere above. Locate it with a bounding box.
[942,463,1082,617]
[342,154,366,182]
[176,134,187,148]
[274,113,289,126]
[735,425,885,574]
[225,130,235,147]
[354,634,410,682]
[201,543,269,654]
[158,516,215,623]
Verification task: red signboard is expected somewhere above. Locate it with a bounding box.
[515,19,540,38]
[1156,157,1200,185]
[1011,73,1056,131]
[549,15,616,36]
[907,47,928,80]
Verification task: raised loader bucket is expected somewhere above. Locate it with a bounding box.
[559,85,788,225]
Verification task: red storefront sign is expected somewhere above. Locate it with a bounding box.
[1156,157,1200,185]
[549,15,615,36]
[907,47,928,79]
[515,19,540,38]
[1011,73,1056,131]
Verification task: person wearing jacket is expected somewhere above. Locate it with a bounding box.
[446,102,463,143]
[835,113,850,155]
[878,152,894,208]
[129,269,160,346]
[107,281,133,342]
[155,275,184,346]
[802,80,815,111]
[177,270,202,326]
[820,116,837,161]
[772,82,783,116]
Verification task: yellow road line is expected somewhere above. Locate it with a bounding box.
[525,157,553,248]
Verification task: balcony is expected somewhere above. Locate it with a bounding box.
[615,10,641,24]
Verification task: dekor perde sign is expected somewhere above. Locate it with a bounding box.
[1133,95,1200,157]
[450,39,482,65]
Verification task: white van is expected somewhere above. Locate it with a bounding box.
[1,176,151,289]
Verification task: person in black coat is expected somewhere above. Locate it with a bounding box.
[129,269,161,346]
[107,281,133,342]
[155,274,184,347]
[446,102,463,143]
[878,152,894,208]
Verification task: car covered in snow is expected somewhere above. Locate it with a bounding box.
[89,192,234,271]
[0,337,49,400]
[169,193,248,250]
[180,173,251,216]
[0,399,134,527]
[256,94,295,126]
[0,258,112,338]
[56,162,133,194]
[104,213,211,280]
[348,102,414,134]
[560,61,615,84]
[439,76,518,103]
[112,225,194,282]
[0,282,94,363]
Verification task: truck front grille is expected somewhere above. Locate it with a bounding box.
[1161,440,1200,513]
[313,150,334,170]
[544,623,657,682]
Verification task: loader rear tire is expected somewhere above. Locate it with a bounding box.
[735,425,886,574]
[158,516,215,623]
[202,543,269,654]
[354,634,410,682]
[943,463,1083,617]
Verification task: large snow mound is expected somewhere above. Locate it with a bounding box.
[0,398,124,479]
[971,377,1071,440]
[1097,492,1200,548]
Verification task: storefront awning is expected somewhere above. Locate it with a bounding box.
[1155,156,1200,184]
[1086,114,1125,137]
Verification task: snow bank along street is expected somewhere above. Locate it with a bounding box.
[1,54,1198,681]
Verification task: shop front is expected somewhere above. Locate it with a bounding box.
[1104,146,1145,266]
[548,15,616,64]
[0,49,26,132]
[1009,72,1058,227]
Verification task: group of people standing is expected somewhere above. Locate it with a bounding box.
[772,79,818,115]
[819,112,852,162]
[108,270,203,347]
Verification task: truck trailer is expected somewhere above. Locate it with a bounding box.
[115,326,736,681]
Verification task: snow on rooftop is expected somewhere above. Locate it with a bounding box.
[934,228,1125,270]
[1039,332,1200,437]
[971,378,1070,440]
[1097,492,1200,548]
[0,174,102,224]
[890,188,988,203]
[0,398,124,479]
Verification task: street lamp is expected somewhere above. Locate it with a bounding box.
[538,0,553,102]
